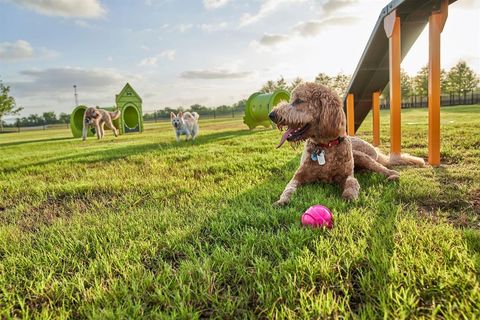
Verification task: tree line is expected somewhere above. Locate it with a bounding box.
[258,61,480,100]
[1,60,478,130]
[11,112,71,127]
[143,99,247,120]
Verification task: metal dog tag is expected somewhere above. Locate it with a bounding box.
[317,150,326,165]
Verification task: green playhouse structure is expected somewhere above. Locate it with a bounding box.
[243,90,290,130]
[70,83,144,138]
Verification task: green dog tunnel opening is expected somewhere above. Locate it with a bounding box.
[243,90,290,130]
[122,104,141,133]
[70,105,120,138]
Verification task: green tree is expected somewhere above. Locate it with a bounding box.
[288,77,303,92]
[232,99,246,111]
[401,70,413,97]
[260,77,290,93]
[190,104,208,113]
[332,73,350,97]
[446,61,479,98]
[413,66,429,97]
[440,69,447,93]
[314,73,333,87]
[260,80,276,93]
[381,69,414,100]
[27,114,41,125]
[42,111,57,124]
[59,112,70,124]
[275,77,288,91]
[0,80,23,132]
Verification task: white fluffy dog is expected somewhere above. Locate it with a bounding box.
[170,111,199,142]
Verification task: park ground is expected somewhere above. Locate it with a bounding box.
[0,105,479,318]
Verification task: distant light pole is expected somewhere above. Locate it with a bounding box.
[73,85,78,107]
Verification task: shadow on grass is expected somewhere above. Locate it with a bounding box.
[0,136,74,148]
[4,152,401,317]
[146,160,399,317]
[1,129,255,173]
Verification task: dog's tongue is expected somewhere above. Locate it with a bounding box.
[276,127,295,148]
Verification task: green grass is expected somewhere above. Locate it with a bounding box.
[0,106,479,319]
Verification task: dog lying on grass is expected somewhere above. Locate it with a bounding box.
[170,111,200,142]
[82,106,121,141]
[269,82,424,206]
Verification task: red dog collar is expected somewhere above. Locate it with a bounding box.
[315,136,345,149]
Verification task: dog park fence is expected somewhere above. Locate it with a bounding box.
[379,92,480,109]
[2,92,479,133]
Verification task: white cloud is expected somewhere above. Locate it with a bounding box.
[139,50,176,66]
[321,0,358,14]
[178,24,193,33]
[293,17,360,37]
[4,0,105,18]
[6,67,140,116]
[239,0,306,27]
[0,40,34,61]
[257,34,289,46]
[200,22,228,32]
[203,0,229,10]
[159,50,176,61]
[180,69,251,79]
[0,40,57,61]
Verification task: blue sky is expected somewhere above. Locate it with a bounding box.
[0,0,479,118]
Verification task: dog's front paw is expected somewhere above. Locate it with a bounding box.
[387,170,400,181]
[342,189,359,201]
[273,199,289,207]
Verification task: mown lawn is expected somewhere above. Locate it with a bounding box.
[0,106,479,319]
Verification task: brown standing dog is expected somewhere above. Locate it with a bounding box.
[269,82,424,206]
[82,106,121,141]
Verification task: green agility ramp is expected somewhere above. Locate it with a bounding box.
[243,90,290,130]
[70,83,143,138]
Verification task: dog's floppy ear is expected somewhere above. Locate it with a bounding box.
[170,112,176,120]
[315,92,346,138]
[178,111,183,118]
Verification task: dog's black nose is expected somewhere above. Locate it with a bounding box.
[269,111,277,122]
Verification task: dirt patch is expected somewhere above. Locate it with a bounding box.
[470,189,480,213]
[418,202,479,230]
[17,191,120,232]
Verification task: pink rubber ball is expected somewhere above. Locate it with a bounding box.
[301,205,334,229]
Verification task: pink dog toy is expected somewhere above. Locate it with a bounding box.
[301,205,334,229]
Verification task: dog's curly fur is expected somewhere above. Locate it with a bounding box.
[82,106,120,141]
[270,82,424,206]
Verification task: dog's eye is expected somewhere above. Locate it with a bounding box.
[293,98,304,105]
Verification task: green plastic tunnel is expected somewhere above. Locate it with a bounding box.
[243,90,290,130]
[120,104,142,134]
[70,105,120,138]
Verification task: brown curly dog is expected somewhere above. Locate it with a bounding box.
[269,82,424,206]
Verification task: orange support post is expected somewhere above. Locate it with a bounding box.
[372,91,380,146]
[428,0,448,166]
[347,93,355,136]
[384,11,401,156]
